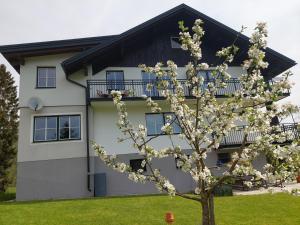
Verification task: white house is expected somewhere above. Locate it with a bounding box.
[0,4,297,201]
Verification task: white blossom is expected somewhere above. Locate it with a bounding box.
[92,19,299,206]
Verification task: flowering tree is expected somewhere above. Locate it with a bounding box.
[92,19,300,225]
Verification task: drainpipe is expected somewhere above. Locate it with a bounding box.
[65,73,92,193]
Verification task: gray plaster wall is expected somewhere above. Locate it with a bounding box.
[16,151,267,201]
[16,157,93,201]
[93,153,195,196]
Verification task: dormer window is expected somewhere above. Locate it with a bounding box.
[170,37,181,49]
[37,67,56,88]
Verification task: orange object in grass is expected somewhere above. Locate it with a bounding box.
[165,212,175,224]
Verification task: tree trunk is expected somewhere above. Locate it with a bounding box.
[201,194,216,225]
[201,197,210,225]
[209,194,216,225]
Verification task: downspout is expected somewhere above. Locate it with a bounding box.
[65,73,92,193]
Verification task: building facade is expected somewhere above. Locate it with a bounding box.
[0,4,297,201]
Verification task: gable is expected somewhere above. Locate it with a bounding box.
[62,4,296,79]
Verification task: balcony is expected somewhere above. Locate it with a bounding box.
[220,123,299,147]
[87,79,290,102]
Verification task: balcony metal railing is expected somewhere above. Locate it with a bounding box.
[220,123,299,146]
[87,78,243,100]
[87,78,290,101]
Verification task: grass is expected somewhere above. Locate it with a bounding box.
[0,190,299,225]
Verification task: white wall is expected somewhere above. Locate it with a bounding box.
[18,53,89,162]
[18,51,245,162]
[19,53,86,108]
[91,102,188,155]
[17,106,87,162]
[19,52,244,108]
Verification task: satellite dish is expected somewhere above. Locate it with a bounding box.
[28,97,43,111]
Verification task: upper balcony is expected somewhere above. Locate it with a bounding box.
[87,79,290,102]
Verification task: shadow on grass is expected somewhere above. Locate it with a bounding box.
[1,193,173,206]
[0,187,16,202]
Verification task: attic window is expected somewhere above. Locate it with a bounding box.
[170,37,181,49]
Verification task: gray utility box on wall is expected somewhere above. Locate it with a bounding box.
[94,173,107,197]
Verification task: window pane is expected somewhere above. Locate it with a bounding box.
[47,117,57,129]
[130,159,146,172]
[142,72,158,96]
[47,68,56,78]
[38,78,47,87]
[70,116,80,128]
[146,114,164,135]
[106,71,114,81]
[35,117,46,129]
[60,116,70,128]
[198,71,207,79]
[59,128,69,140]
[164,113,181,134]
[107,71,124,90]
[46,128,57,140]
[70,127,80,139]
[37,68,47,77]
[34,129,45,141]
[206,71,214,80]
[47,78,56,87]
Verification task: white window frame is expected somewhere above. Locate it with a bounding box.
[37,67,56,88]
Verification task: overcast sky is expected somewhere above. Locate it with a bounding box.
[0,0,299,111]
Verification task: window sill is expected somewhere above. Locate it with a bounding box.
[147,133,181,137]
[35,87,56,89]
[32,138,81,144]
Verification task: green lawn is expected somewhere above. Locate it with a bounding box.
[0,190,299,225]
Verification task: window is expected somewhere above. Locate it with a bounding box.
[141,72,171,97]
[217,153,231,166]
[142,72,158,96]
[59,115,81,140]
[130,159,146,172]
[37,67,56,88]
[198,70,216,90]
[33,115,80,142]
[145,113,181,136]
[170,37,181,49]
[106,71,125,90]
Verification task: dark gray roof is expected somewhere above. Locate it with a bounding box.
[0,35,118,73]
[0,35,118,54]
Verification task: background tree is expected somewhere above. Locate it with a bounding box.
[93,20,300,225]
[0,64,18,192]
